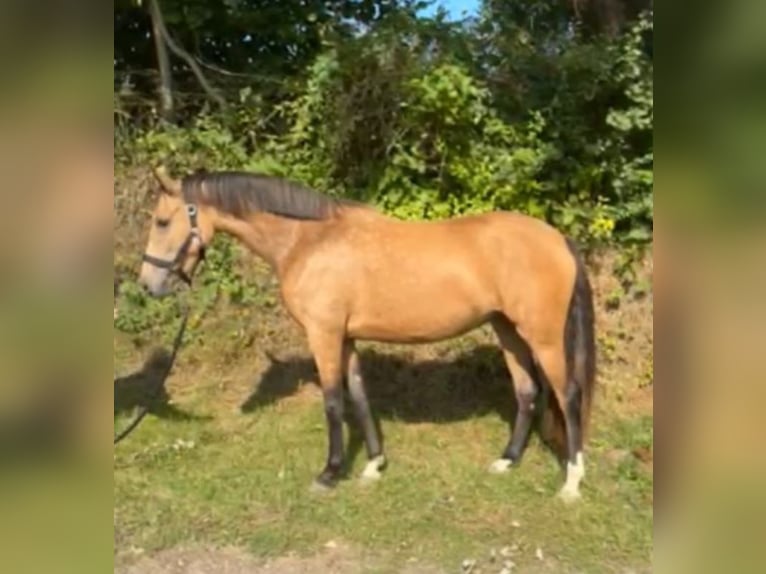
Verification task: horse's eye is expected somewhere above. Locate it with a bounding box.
[156,218,170,229]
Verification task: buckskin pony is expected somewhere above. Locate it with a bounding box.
[138,166,596,502]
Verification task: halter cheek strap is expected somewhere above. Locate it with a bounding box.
[142,204,206,285]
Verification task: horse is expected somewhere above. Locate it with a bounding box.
[138,166,596,502]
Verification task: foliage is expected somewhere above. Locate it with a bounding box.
[542,11,653,249]
[115,235,258,340]
[114,2,654,314]
[598,10,653,244]
[375,64,554,220]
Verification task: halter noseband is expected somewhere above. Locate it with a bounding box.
[142,204,205,285]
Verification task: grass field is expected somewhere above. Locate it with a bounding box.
[114,254,653,574]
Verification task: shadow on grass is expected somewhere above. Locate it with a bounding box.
[114,348,208,423]
[238,345,562,476]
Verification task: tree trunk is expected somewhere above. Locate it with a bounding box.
[148,0,226,112]
[570,0,651,39]
[149,0,174,121]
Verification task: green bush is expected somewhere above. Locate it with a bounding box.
[114,235,258,340]
[114,9,653,313]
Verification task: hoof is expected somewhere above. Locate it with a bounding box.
[310,479,336,495]
[557,486,582,504]
[488,458,513,474]
[310,470,340,494]
[360,455,387,482]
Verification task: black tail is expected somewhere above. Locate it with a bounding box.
[564,238,597,438]
[541,238,597,457]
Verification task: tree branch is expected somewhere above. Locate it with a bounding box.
[149,0,227,109]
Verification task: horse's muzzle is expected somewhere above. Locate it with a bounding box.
[138,264,171,297]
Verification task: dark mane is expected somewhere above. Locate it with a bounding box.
[181,170,362,220]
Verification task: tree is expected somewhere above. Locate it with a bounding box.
[568,0,652,38]
[115,0,411,121]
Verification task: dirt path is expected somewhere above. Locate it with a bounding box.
[116,544,446,574]
[115,543,611,574]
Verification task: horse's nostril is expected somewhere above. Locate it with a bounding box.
[136,274,154,294]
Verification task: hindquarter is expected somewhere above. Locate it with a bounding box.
[485,213,578,348]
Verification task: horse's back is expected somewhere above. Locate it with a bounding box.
[347,209,574,286]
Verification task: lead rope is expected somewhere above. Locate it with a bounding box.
[114,301,190,445]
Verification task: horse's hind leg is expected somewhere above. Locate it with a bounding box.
[345,342,386,481]
[306,330,347,491]
[489,316,539,474]
[535,344,585,503]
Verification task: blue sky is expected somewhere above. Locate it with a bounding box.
[420,0,480,20]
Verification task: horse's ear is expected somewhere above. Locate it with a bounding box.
[152,165,182,197]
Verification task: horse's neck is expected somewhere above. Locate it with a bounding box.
[213,211,321,273]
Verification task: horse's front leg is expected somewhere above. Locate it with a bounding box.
[307,330,346,491]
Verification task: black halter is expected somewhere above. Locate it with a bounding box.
[142,204,205,285]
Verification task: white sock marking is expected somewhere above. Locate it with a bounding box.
[558,451,585,502]
[489,458,513,474]
[361,455,386,480]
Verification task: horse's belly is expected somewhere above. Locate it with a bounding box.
[346,282,495,343]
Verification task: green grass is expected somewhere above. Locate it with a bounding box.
[114,301,653,573]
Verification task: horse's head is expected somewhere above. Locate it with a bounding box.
[138,166,212,296]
